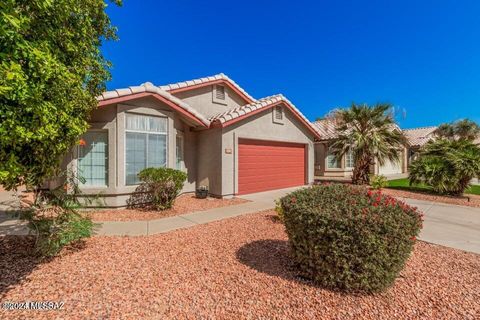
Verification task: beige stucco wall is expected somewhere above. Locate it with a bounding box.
[195,127,222,196]
[172,85,247,118]
[69,96,197,207]
[220,106,315,197]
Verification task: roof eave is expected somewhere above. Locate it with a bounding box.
[97,92,209,128]
[212,99,321,139]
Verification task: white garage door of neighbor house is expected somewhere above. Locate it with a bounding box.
[379,159,403,175]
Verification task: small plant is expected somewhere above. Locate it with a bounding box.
[138,167,187,210]
[274,199,284,222]
[20,170,94,256]
[280,184,423,293]
[195,185,209,199]
[370,174,388,190]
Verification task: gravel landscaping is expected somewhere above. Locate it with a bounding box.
[382,188,480,208]
[1,210,479,319]
[83,194,248,221]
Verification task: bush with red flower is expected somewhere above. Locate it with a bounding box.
[280,183,423,292]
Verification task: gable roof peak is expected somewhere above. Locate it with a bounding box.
[159,73,256,103]
[209,94,321,138]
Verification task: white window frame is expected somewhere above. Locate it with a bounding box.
[77,129,109,188]
[326,147,341,169]
[124,113,168,186]
[345,149,355,169]
[176,133,185,171]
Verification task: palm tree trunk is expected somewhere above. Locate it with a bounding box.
[352,157,372,185]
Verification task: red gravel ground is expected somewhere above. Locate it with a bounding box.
[383,188,480,208]
[1,210,479,319]
[84,194,248,221]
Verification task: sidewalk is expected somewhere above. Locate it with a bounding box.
[95,186,301,236]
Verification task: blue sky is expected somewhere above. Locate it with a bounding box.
[102,0,480,128]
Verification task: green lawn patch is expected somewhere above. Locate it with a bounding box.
[387,178,480,196]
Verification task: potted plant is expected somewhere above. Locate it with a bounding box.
[195,185,208,199]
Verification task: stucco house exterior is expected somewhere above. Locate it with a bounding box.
[60,74,321,207]
[312,118,409,178]
[403,126,437,164]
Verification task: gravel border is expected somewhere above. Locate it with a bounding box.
[1,210,478,319]
[383,188,480,208]
[83,194,249,221]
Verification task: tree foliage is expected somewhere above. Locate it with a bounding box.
[0,0,121,190]
[434,119,480,142]
[330,103,407,185]
[409,138,480,196]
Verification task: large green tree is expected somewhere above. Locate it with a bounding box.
[0,0,120,190]
[330,103,407,185]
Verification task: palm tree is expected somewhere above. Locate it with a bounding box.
[330,103,407,185]
[435,119,480,141]
[409,139,480,195]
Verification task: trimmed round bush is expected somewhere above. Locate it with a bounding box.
[137,167,187,210]
[280,184,423,292]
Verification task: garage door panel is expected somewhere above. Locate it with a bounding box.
[238,139,306,195]
[379,159,403,175]
[239,167,305,177]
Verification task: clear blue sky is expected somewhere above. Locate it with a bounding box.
[102,0,480,128]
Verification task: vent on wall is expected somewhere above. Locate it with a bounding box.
[275,105,283,120]
[215,85,226,100]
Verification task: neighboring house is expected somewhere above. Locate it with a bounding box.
[403,126,437,164]
[55,74,321,207]
[313,119,409,178]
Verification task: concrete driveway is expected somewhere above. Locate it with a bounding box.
[400,197,480,254]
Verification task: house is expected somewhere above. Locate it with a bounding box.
[403,126,437,164]
[313,119,409,178]
[60,74,321,207]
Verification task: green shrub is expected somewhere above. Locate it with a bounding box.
[24,210,93,256]
[409,139,480,195]
[280,184,423,293]
[370,174,388,190]
[138,167,187,210]
[21,170,94,256]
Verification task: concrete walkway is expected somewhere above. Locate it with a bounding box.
[95,186,302,236]
[1,186,480,254]
[0,189,29,236]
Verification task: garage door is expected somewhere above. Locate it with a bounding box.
[379,159,403,175]
[238,139,306,195]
